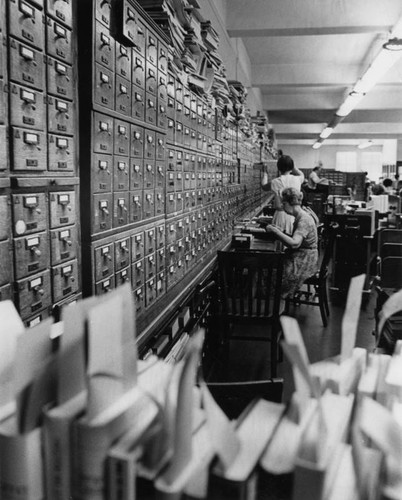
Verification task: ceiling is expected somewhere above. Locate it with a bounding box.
[225,0,402,148]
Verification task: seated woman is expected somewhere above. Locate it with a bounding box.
[264,187,319,299]
[261,155,304,235]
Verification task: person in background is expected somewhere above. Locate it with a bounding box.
[382,178,394,194]
[306,161,334,192]
[261,155,304,235]
[263,187,319,300]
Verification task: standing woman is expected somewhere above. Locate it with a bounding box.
[261,155,304,235]
[264,187,318,299]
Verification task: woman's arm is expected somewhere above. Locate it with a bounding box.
[291,165,304,182]
[265,224,303,249]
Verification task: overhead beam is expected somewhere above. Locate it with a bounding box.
[227,26,391,38]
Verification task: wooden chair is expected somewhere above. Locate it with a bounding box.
[285,226,336,327]
[216,250,285,378]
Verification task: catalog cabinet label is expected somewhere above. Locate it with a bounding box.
[155,189,164,216]
[115,237,131,271]
[46,17,73,64]
[50,224,77,265]
[47,0,73,28]
[14,231,49,279]
[11,128,47,171]
[0,240,12,286]
[113,156,129,191]
[112,121,129,157]
[156,223,165,250]
[131,232,144,261]
[9,83,45,130]
[12,193,47,236]
[158,43,168,74]
[94,63,114,110]
[94,243,114,281]
[49,191,75,228]
[95,275,114,295]
[93,193,113,233]
[94,20,115,70]
[46,57,73,100]
[145,62,157,95]
[93,112,113,154]
[116,266,130,287]
[143,190,155,219]
[0,196,10,241]
[9,0,45,50]
[158,74,167,102]
[130,124,144,158]
[47,96,74,135]
[145,278,156,307]
[157,101,167,129]
[52,259,78,303]
[132,259,144,288]
[144,228,155,255]
[144,130,155,160]
[143,162,155,189]
[113,192,129,228]
[16,269,51,319]
[155,163,164,189]
[166,193,175,215]
[129,190,142,223]
[130,159,143,190]
[92,153,112,193]
[156,134,165,160]
[132,54,145,88]
[115,76,131,116]
[95,0,111,28]
[48,134,75,172]
[156,247,165,274]
[145,253,155,280]
[133,286,144,315]
[115,42,131,80]
[131,85,145,121]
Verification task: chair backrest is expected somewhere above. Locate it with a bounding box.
[217,250,284,320]
[381,243,402,259]
[381,256,402,289]
[377,229,402,255]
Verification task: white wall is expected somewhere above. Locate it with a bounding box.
[282,144,383,172]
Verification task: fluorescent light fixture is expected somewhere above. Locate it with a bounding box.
[357,140,374,149]
[336,91,365,117]
[383,37,402,51]
[312,142,322,149]
[319,127,333,139]
[353,49,402,94]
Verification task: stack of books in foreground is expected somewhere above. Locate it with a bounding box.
[0,280,402,500]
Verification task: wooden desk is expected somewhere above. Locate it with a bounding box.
[249,238,284,252]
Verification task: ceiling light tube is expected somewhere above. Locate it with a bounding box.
[353,49,402,94]
[312,141,322,149]
[335,91,365,117]
[319,127,333,139]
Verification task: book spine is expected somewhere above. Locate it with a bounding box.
[0,427,43,500]
[107,454,136,500]
[43,415,73,500]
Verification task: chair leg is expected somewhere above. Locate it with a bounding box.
[318,288,328,327]
[323,284,330,316]
[271,332,277,378]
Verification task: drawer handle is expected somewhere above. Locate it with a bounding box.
[30,246,41,257]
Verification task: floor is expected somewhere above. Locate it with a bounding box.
[204,287,378,403]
